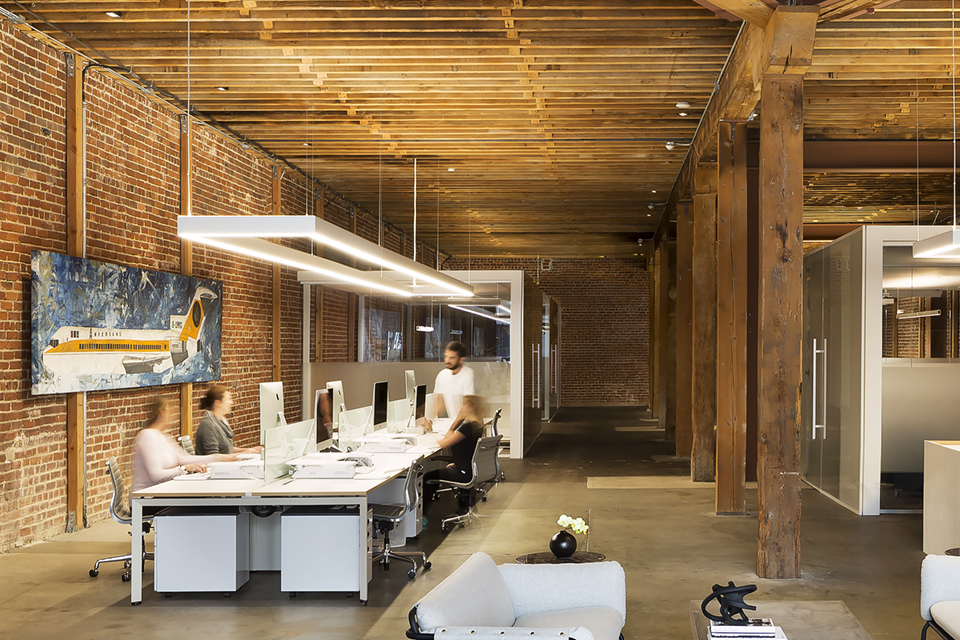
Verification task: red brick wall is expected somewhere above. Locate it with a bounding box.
[447,257,650,406]
[1,23,70,551]
[0,19,486,551]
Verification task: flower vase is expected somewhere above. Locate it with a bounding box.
[549,530,577,558]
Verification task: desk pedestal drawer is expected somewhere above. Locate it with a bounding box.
[154,509,250,593]
[281,506,365,592]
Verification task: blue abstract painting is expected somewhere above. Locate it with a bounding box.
[31,251,222,395]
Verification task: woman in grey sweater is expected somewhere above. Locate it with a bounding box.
[195,385,263,456]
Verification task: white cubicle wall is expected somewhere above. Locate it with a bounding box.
[302,270,527,458]
[803,225,960,516]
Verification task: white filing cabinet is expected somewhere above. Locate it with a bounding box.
[280,506,372,593]
[153,508,250,593]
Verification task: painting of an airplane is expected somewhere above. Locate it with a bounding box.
[31,251,222,395]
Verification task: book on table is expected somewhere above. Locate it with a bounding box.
[708,618,779,638]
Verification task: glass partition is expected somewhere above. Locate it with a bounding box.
[881,246,960,360]
[263,418,316,481]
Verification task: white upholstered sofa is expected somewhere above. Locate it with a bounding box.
[406,551,626,640]
[922,555,960,640]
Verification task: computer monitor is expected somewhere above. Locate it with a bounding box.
[372,380,388,427]
[404,370,416,401]
[259,381,285,446]
[314,387,335,450]
[414,384,427,420]
[326,380,344,429]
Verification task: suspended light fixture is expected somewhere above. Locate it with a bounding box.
[448,304,511,325]
[897,309,942,320]
[178,216,474,298]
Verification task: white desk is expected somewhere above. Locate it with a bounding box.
[130,448,435,605]
[924,440,960,555]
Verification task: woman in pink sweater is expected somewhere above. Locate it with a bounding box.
[133,397,236,492]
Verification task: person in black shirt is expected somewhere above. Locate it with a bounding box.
[423,394,485,514]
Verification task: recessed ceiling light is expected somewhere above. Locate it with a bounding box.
[676,101,691,109]
[104,11,122,18]
[302,142,311,147]
[216,86,229,91]
[647,214,652,217]
[651,190,657,194]
[448,168,455,172]
[678,112,688,117]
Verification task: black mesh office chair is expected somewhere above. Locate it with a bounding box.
[88,457,153,582]
[370,460,432,579]
[434,435,503,533]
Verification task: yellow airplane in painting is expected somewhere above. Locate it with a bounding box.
[42,287,217,375]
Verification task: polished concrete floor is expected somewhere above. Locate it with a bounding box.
[1,407,925,640]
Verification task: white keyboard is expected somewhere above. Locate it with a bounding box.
[173,472,210,481]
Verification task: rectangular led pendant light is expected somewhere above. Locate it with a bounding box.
[913,229,960,258]
[178,215,474,298]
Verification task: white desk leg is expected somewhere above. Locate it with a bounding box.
[131,499,143,605]
[359,496,368,605]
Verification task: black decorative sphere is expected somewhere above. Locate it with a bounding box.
[549,530,577,558]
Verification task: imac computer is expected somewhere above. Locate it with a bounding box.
[404,370,416,402]
[372,381,388,428]
[314,387,335,450]
[326,380,345,430]
[414,384,427,421]
[259,381,285,445]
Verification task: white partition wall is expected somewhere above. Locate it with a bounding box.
[306,270,529,458]
[803,225,960,516]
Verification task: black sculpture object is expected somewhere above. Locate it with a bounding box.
[700,581,759,624]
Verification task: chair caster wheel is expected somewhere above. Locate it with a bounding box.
[458,522,466,528]
[481,496,487,502]
[122,573,131,582]
[424,561,432,571]
[408,569,417,579]
[441,525,451,533]
[89,569,99,578]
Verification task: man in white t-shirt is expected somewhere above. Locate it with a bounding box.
[431,341,475,431]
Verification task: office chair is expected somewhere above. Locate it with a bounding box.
[177,435,195,454]
[370,460,432,579]
[88,457,154,582]
[434,435,503,534]
[488,409,505,482]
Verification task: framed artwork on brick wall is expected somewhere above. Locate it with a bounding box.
[31,250,223,395]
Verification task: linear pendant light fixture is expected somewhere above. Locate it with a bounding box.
[448,304,511,325]
[178,215,474,298]
[897,309,942,320]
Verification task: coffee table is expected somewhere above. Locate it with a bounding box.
[690,600,873,640]
[515,551,606,564]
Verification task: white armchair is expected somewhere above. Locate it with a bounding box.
[406,552,626,640]
[921,554,960,640]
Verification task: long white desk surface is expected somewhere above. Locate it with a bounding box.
[131,447,440,499]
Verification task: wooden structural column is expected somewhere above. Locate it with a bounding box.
[691,163,718,482]
[657,234,678,440]
[675,203,694,456]
[65,53,84,532]
[179,114,194,438]
[716,122,749,514]
[650,246,660,418]
[756,5,819,579]
[272,166,282,381]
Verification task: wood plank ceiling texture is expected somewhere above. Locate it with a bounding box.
[4,0,958,257]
